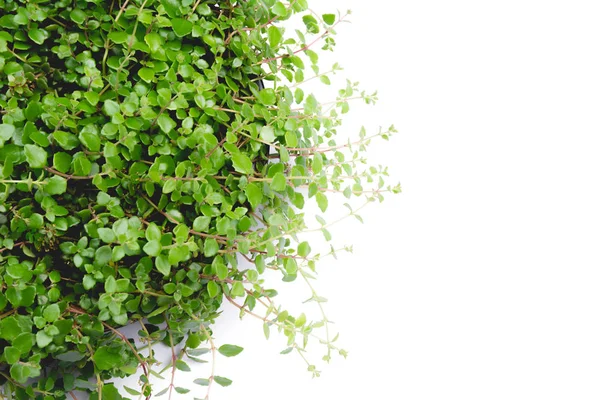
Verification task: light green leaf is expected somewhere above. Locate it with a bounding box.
[97,228,116,243]
[158,114,176,133]
[45,176,67,195]
[257,89,276,105]
[260,125,276,142]
[24,144,47,168]
[218,344,244,357]
[214,376,233,387]
[105,276,117,293]
[272,1,287,17]
[298,241,311,257]
[316,192,328,212]
[156,255,171,276]
[271,173,287,192]
[42,304,60,323]
[231,281,245,297]
[143,240,162,257]
[323,14,336,25]
[268,26,282,48]
[103,100,120,116]
[207,281,219,298]
[192,216,211,232]
[244,183,263,209]
[36,331,53,348]
[0,124,15,143]
[138,67,155,83]
[79,126,101,152]
[204,238,219,257]
[231,153,253,175]
[144,33,163,52]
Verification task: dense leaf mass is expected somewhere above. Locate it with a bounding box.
[0,0,399,398]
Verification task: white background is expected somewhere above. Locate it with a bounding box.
[122,1,600,399]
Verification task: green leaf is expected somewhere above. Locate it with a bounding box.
[231,153,253,175]
[105,275,117,293]
[144,33,163,52]
[303,15,320,34]
[45,176,67,195]
[214,376,233,387]
[158,114,176,133]
[218,344,244,357]
[70,9,87,24]
[93,347,121,371]
[10,362,40,384]
[108,31,129,44]
[257,89,276,106]
[53,130,80,150]
[268,26,282,48]
[175,360,191,372]
[244,183,263,209]
[204,238,219,257]
[95,246,113,265]
[161,0,181,18]
[103,100,120,116]
[156,255,171,276]
[98,228,116,243]
[272,2,287,17]
[53,152,72,173]
[43,304,61,323]
[192,216,211,232]
[0,124,15,143]
[12,333,35,354]
[84,91,100,106]
[271,173,287,192]
[36,331,53,348]
[172,18,193,37]
[4,347,20,364]
[24,144,47,168]
[56,351,86,362]
[231,281,245,297]
[323,14,336,25]
[194,378,210,386]
[145,223,162,241]
[207,280,219,298]
[298,241,311,257]
[79,127,101,151]
[143,240,162,257]
[138,67,155,83]
[316,192,328,212]
[260,125,276,142]
[28,29,48,44]
[195,3,212,15]
[83,275,96,290]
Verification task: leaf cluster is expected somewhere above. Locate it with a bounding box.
[0,0,399,398]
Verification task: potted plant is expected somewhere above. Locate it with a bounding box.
[0,0,400,398]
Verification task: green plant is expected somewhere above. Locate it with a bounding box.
[0,0,400,398]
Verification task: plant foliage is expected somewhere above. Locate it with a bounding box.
[0,0,400,398]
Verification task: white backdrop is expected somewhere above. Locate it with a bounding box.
[118,1,600,399]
